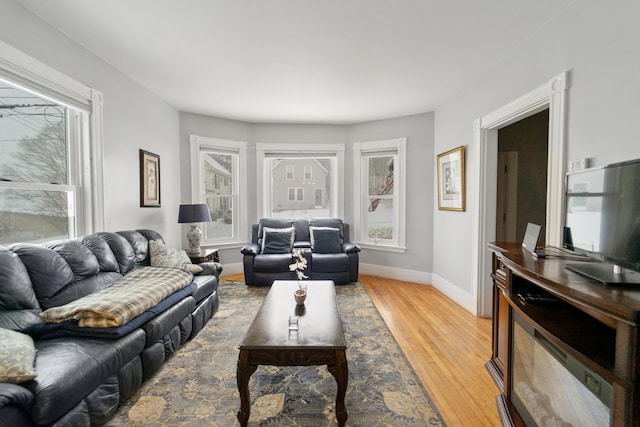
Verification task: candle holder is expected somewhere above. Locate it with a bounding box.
[288,315,299,331]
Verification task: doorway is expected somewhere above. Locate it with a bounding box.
[472,71,568,318]
[496,110,549,244]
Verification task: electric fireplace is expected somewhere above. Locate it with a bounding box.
[511,310,612,426]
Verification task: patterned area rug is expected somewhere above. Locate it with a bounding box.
[107,281,446,426]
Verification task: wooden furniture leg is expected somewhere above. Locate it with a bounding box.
[236,349,257,426]
[327,349,349,426]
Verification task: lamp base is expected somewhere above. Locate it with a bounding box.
[186,224,203,255]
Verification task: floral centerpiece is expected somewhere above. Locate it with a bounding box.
[289,248,308,304]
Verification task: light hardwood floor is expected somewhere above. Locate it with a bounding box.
[220,273,501,426]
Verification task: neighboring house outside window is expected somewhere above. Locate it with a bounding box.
[190,135,247,247]
[257,143,345,219]
[352,138,407,252]
[0,43,104,245]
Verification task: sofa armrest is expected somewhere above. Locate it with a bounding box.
[197,262,222,277]
[293,241,311,249]
[241,243,261,256]
[343,243,361,254]
[0,383,34,415]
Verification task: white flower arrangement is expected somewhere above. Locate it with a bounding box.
[289,248,308,285]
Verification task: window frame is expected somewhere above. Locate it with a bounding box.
[189,134,248,247]
[352,138,407,252]
[0,40,104,240]
[256,143,345,219]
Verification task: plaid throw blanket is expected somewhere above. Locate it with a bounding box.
[40,267,193,328]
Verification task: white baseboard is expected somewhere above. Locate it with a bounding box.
[361,262,477,315]
[431,273,477,315]
[219,262,244,276]
[221,262,478,315]
[360,262,432,284]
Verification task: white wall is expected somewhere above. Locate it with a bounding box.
[0,1,182,246]
[432,0,640,307]
[349,113,435,279]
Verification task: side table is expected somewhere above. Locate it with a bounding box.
[188,248,219,264]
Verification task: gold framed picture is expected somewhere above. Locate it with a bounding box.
[139,149,161,207]
[437,146,465,211]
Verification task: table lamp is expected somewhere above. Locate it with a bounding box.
[178,203,212,255]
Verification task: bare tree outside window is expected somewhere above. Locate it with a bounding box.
[367,156,394,240]
[0,82,69,244]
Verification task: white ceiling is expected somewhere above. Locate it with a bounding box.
[16,0,573,124]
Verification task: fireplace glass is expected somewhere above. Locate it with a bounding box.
[511,311,612,427]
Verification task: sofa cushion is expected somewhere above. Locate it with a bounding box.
[27,330,146,425]
[0,247,40,311]
[0,309,43,333]
[261,226,295,254]
[96,232,137,274]
[44,240,100,280]
[254,253,296,273]
[0,328,37,383]
[311,253,350,272]
[149,240,203,274]
[310,226,342,253]
[78,234,120,273]
[257,219,293,245]
[116,230,152,266]
[9,244,75,307]
[42,272,124,310]
[310,218,344,239]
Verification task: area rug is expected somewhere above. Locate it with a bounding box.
[106,281,446,426]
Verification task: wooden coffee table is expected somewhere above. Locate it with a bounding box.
[236,280,348,426]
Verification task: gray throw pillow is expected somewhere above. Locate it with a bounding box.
[310,226,342,254]
[149,240,203,274]
[261,226,295,254]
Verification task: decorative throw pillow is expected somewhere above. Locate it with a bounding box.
[0,328,37,383]
[261,226,295,254]
[149,240,203,274]
[310,226,342,254]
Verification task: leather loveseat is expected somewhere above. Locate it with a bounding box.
[241,218,360,286]
[0,229,221,427]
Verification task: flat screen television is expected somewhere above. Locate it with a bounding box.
[563,157,640,285]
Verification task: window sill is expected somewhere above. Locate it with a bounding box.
[355,242,407,253]
[202,242,245,251]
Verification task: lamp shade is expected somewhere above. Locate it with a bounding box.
[178,204,212,223]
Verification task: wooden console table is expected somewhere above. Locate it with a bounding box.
[487,242,640,426]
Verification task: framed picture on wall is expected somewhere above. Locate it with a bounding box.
[437,145,465,211]
[139,149,161,207]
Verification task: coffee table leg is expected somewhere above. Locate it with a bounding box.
[237,349,257,426]
[328,350,348,426]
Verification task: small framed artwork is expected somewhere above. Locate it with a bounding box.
[437,146,465,211]
[139,149,161,207]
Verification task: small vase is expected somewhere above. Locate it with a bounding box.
[294,289,307,305]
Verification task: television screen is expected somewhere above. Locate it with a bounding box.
[564,158,640,285]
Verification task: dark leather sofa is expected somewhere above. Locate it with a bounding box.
[0,229,221,426]
[241,218,360,286]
